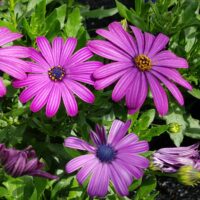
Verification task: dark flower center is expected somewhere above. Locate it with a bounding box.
[96,144,116,163]
[134,54,152,71]
[48,66,65,81]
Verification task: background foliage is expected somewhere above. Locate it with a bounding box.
[0,0,200,199]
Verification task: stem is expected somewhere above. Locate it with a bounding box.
[9,0,17,28]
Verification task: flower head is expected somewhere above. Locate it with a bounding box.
[0,27,30,97]
[88,22,192,115]
[64,120,149,197]
[13,36,102,117]
[151,143,200,173]
[0,144,58,179]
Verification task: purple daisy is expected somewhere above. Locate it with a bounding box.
[152,143,200,173]
[0,143,58,179]
[0,27,30,97]
[64,120,149,197]
[87,22,192,115]
[13,36,102,117]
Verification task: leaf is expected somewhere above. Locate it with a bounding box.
[188,88,200,99]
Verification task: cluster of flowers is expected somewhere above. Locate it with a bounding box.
[0,22,198,197]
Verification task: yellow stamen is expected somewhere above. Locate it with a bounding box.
[134,54,152,71]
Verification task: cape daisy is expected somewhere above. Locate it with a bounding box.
[0,27,29,97]
[13,36,102,117]
[88,22,192,115]
[64,120,149,197]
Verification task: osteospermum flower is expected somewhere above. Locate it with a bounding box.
[88,22,192,115]
[0,144,58,179]
[151,143,200,173]
[64,120,149,197]
[13,37,102,117]
[0,27,29,97]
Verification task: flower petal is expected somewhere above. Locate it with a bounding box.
[52,37,64,66]
[0,46,30,58]
[66,154,95,173]
[36,36,54,66]
[154,58,188,68]
[146,72,168,115]
[144,32,155,55]
[0,32,22,46]
[0,78,6,97]
[64,137,95,153]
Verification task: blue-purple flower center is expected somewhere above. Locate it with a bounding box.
[134,54,152,71]
[48,66,65,81]
[96,144,116,163]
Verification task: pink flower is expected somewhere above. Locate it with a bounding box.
[13,37,102,117]
[64,120,149,197]
[0,27,29,97]
[88,22,192,115]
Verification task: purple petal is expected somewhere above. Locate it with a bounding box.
[60,82,78,116]
[77,158,99,184]
[60,37,77,66]
[24,158,38,172]
[94,69,128,90]
[30,82,53,113]
[109,163,129,196]
[0,79,6,97]
[112,69,137,102]
[68,61,102,74]
[52,37,64,66]
[66,47,93,67]
[126,71,148,113]
[144,32,155,55]
[36,36,54,66]
[67,73,94,85]
[151,70,184,105]
[29,170,58,179]
[130,26,144,54]
[26,62,46,73]
[64,79,94,103]
[0,27,10,35]
[146,72,168,116]
[148,33,169,57]
[87,40,131,62]
[0,46,30,58]
[64,137,95,153]
[107,120,131,145]
[93,61,133,79]
[155,59,188,69]
[46,83,61,117]
[151,50,176,61]
[66,154,95,173]
[152,67,192,90]
[87,163,109,197]
[0,32,22,46]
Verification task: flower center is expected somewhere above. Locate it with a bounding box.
[134,54,152,71]
[96,144,116,163]
[48,66,65,81]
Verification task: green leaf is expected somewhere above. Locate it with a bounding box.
[188,88,200,99]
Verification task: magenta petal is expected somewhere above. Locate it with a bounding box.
[60,37,77,66]
[0,32,22,46]
[144,32,155,55]
[130,26,144,54]
[60,82,78,116]
[52,37,64,66]
[112,69,137,102]
[94,69,129,90]
[87,40,131,62]
[154,58,188,68]
[30,82,53,113]
[87,163,109,197]
[67,47,93,67]
[0,46,30,58]
[151,70,184,105]
[0,79,6,97]
[64,137,95,153]
[64,79,94,103]
[26,62,46,73]
[148,33,169,57]
[109,163,129,196]
[126,72,148,112]
[151,50,177,61]
[152,67,192,90]
[67,74,94,85]
[36,36,54,67]
[46,84,61,117]
[77,158,99,184]
[66,154,95,173]
[146,72,168,116]
[93,61,133,79]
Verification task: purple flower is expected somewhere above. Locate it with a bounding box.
[0,144,58,179]
[13,37,102,117]
[0,27,30,97]
[88,22,192,115]
[152,143,200,173]
[64,120,149,197]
